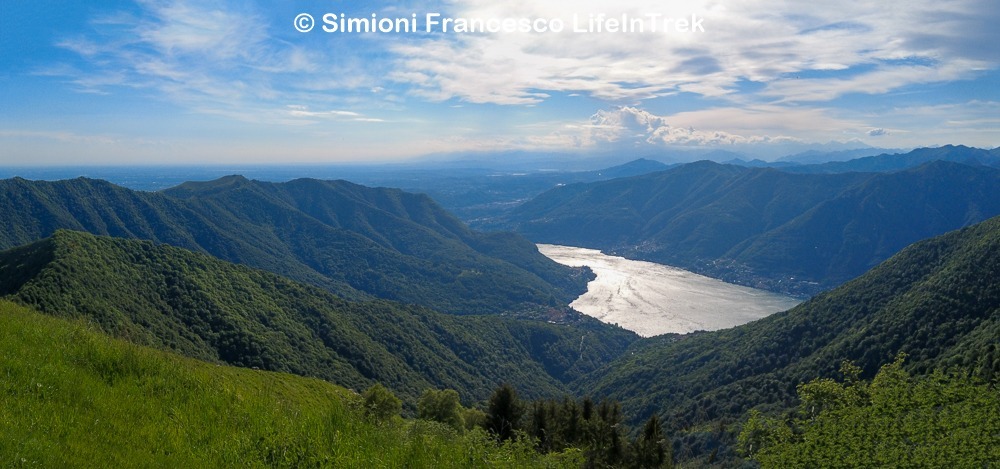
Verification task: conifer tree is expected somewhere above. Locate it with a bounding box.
[485,383,523,442]
[633,414,672,468]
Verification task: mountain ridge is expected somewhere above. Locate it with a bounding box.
[0,175,589,314]
[785,144,1000,173]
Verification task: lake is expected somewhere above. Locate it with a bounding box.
[537,244,802,337]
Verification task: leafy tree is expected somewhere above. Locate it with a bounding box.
[462,407,487,431]
[361,383,401,423]
[797,359,869,420]
[741,356,1000,467]
[736,410,789,459]
[418,388,464,431]
[486,384,524,442]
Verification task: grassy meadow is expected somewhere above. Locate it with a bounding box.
[0,300,579,468]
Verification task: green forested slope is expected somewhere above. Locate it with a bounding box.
[508,160,1000,295]
[741,357,1000,467]
[0,231,636,404]
[576,214,1000,456]
[0,175,588,314]
[0,300,578,468]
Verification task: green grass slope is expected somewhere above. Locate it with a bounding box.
[0,175,589,314]
[576,214,1000,456]
[0,230,636,404]
[0,300,577,467]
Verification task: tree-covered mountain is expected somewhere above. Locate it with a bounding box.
[0,175,589,314]
[574,214,1000,462]
[506,160,1000,295]
[0,230,637,404]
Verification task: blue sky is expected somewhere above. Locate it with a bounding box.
[1,0,998,165]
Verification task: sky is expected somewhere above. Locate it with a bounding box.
[1,0,998,165]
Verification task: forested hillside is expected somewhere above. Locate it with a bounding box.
[575,214,1000,462]
[0,175,589,314]
[507,160,1000,295]
[0,230,636,404]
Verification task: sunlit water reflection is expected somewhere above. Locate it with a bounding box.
[538,244,802,337]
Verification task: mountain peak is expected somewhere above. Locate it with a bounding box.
[163,174,251,197]
[594,158,671,178]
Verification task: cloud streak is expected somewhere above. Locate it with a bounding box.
[391,0,999,105]
[51,0,372,123]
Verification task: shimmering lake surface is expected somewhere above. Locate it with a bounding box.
[538,244,802,337]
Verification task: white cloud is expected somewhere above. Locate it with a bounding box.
[761,60,983,103]
[390,0,1000,105]
[284,106,386,123]
[582,106,802,148]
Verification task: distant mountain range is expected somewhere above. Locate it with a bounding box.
[0,175,588,314]
[504,159,1000,295]
[776,147,905,164]
[785,144,1000,173]
[0,230,637,403]
[397,145,1000,230]
[718,145,1000,172]
[574,213,1000,463]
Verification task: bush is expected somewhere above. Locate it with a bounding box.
[361,383,401,423]
[418,389,465,431]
